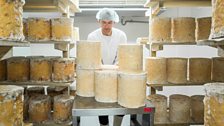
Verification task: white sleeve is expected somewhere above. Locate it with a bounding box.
[120,32,127,44]
[87,33,94,41]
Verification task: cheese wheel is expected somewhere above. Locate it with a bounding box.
[52,58,75,82]
[210,0,224,39]
[23,95,29,121]
[76,69,95,97]
[189,58,212,83]
[23,18,28,39]
[7,57,29,82]
[29,95,51,123]
[196,17,211,41]
[169,94,191,123]
[0,85,24,126]
[95,70,118,103]
[27,87,45,97]
[167,58,188,84]
[118,72,146,108]
[0,0,25,41]
[145,57,167,84]
[147,94,168,124]
[76,41,101,69]
[27,18,51,41]
[149,17,171,43]
[118,44,143,73]
[172,17,196,43]
[0,60,6,81]
[53,94,74,123]
[212,57,224,82]
[191,95,204,123]
[30,57,52,82]
[204,83,224,126]
[51,18,73,41]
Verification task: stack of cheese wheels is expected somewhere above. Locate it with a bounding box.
[0,60,6,81]
[95,70,118,103]
[171,17,196,43]
[149,17,171,43]
[76,41,101,97]
[0,85,24,126]
[27,87,45,97]
[52,58,75,82]
[204,83,224,126]
[212,57,224,82]
[53,94,74,123]
[167,58,188,84]
[210,0,224,39]
[27,18,51,41]
[191,95,204,123]
[145,57,167,84]
[169,94,191,123]
[196,17,211,41]
[118,44,143,73]
[147,94,168,124]
[51,18,74,41]
[0,0,25,41]
[118,72,146,108]
[29,95,51,123]
[189,58,212,83]
[30,57,52,82]
[7,57,29,82]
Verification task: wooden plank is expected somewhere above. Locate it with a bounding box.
[0,40,29,47]
[197,39,224,46]
[150,42,197,46]
[0,47,12,60]
[0,81,72,86]
[147,82,206,87]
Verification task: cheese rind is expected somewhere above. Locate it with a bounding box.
[0,60,6,81]
[212,57,224,82]
[196,17,211,41]
[191,95,204,123]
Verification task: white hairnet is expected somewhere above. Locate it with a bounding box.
[96,8,119,23]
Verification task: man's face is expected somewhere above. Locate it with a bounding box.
[100,20,114,36]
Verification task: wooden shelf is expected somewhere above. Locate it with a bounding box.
[0,40,30,47]
[25,120,72,126]
[0,81,72,87]
[24,0,81,14]
[147,82,206,87]
[197,39,224,46]
[149,42,197,46]
[29,40,75,44]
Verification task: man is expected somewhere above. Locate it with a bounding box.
[87,8,127,126]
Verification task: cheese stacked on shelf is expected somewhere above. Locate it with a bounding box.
[212,57,224,82]
[51,18,74,41]
[196,17,211,41]
[204,83,224,126]
[0,0,25,41]
[190,95,204,123]
[172,17,196,43]
[117,44,146,108]
[0,85,24,126]
[149,17,172,43]
[210,0,224,39]
[0,60,6,81]
[147,94,168,124]
[7,57,29,82]
[76,41,101,97]
[27,18,51,41]
[27,87,45,97]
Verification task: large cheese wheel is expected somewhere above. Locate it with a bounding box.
[204,83,224,126]
[189,58,212,83]
[95,70,118,103]
[76,69,95,97]
[196,17,211,41]
[27,18,51,41]
[118,72,146,108]
[0,60,6,81]
[76,41,101,69]
[172,17,196,43]
[52,58,75,82]
[147,94,168,124]
[167,58,188,84]
[0,0,25,41]
[169,94,191,123]
[212,57,224,82]
[7,57,29,82]
[191,95,204,123]
[118,44,143,73]
[51,18,73,41]
[23,18,28,39]
[53,94,74,123]
[27,87,45,97]
[29,95,51,123]
[145,57,167,84]
[30,57,52,82]
[149,17,171,43]
[210,0,224,39]
[0,85,24,126]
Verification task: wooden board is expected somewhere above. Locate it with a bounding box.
[147,82,206,87]
[0,81,72,87]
